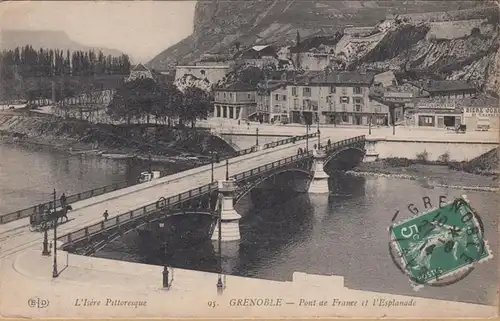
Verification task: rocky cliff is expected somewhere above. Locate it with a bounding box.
[147,0,483,70]
[357,16,500,95]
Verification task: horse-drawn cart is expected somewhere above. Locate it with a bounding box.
[29,213,55,232]
[29,205,73,232]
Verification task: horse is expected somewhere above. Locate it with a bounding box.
[47,205,73,224]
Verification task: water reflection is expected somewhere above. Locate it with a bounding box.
[97,172,497,306]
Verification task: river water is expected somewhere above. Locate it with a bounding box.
[1,143,497,306]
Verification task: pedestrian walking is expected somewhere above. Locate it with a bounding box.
[238,119,240,126]
[328,139,331,147]
[103,210,109,221]
[60,193,67,208]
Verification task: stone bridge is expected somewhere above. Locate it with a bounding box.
[57,135,366,255]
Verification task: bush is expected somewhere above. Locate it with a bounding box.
[416,150,429,163]
[384,157,413,167]
[438,151,450,164]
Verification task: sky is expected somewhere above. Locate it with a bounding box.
[0,1,197,63]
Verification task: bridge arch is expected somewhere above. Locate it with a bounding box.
[84,209,218,256]
[235,167,313,203]
[324,146,366,172]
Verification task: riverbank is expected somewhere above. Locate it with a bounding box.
[0,112,231,165]
[351,160,499,192]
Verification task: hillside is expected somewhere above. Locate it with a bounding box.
[0,30,123,57]
[350,14,500,95]
[147,0,485,70]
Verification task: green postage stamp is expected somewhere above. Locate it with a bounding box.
[389,195,493,289]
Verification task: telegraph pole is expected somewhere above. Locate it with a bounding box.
[52,189,58,278]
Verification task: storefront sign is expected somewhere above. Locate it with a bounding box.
[416,103,456,109]
[463,107,499,118]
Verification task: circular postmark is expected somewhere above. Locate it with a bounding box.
[388,194,492,289]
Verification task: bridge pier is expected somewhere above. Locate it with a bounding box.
[308,149,329,194]
[211,179,241,242]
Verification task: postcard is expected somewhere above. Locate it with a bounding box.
[0,0,498,319]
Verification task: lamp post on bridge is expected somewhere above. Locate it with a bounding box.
[369,114,372,135]
[225,159,229,181]
[255,128,259,147]
[211,151,215,183]
[316,112,320,148]
[216,193,223,293]
[52,188,59,278]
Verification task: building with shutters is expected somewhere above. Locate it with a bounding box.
[286,71,376,125]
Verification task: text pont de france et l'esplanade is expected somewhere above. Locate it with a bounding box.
[227,298,416,308]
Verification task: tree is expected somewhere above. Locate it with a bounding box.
[107,78,163,125]
[181,86,212,128]
[154,82,183,127]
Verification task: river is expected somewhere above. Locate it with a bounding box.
[0,143,497,306]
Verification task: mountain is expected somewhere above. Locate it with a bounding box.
[0,30,124,57]
[147,0,488,70]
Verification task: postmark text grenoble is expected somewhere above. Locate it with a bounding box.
[74,298,147,308]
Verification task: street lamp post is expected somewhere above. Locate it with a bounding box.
[305,124,309,152]
[216,194,223,293]
[42,219,51,256]
[52,189,58,278]
[369,114,372,135]
[225,159,229,181]
[256,128,259,146]
[211,151,214,183]
[316,112,320,148]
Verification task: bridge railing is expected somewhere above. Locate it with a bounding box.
[322,135,366,153]
[263,132,318,149]
[1,132,316,225]
[58,182,219,246]
[0,181,131,225]
[58,135,364,247]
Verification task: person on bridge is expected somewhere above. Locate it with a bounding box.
[60,193,67,208]
[103,210,109,221]
[328,139,331,147]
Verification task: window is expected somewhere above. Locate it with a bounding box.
[303,99,311,110]
[354,87,362,94]
[303,87,311,97]
[247,93,251,99]
[224,93,226,98]
[292,87,297,96]
[230,93,233,99]
[330,86,336,94]
[275,94,279,101]
[340,96,350,104]
[354,97,363,112]
[282,95,287,101]
[293,98,299,109]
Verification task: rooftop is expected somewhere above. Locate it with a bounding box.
[251,45,272,52]
[215,82,256,92]
[409,80,477,93]
[301,71,376,86]
[131,63,149,72]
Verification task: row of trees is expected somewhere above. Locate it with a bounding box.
[106,78,212,128]
[1,46,131,78]
[0,46,130,102]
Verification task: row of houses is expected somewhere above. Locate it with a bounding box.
[212,70,498,129]
[213,71,399,126]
